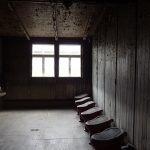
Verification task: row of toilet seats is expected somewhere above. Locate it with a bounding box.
[74,94,135,150]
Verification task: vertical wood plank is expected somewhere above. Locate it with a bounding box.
[0,38,2,109]
[134,1,150,149]
[97,21,105,110]
[0,38,2,85]
[92,32,98,103]
[104,8,117,119]
[116,4,136,142]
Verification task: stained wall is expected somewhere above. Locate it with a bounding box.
[2,37,92,108]
[92,1,150,149]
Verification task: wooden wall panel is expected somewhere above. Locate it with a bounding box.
[104,8,117,119]
[92,32,98,103]
[0,38,2,85]
[92,2,150,149]
[97,23,105,110]
[2,37,92,107]
[0,38,2,108]
[116,4,136,142]
[134,1,150,149]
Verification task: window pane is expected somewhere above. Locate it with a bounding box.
[71,58,81,77]
[59,58,69,77]
[44,57,54,77]
[59,45,81,55]
[32,44,54,55]
[32,57,42,77]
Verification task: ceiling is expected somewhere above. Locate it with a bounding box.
[0,0,132,39]
[0,0,102,39]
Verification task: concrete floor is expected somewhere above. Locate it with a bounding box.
[0,109,94,150]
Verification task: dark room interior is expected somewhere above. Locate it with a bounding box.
[0,0,149,150]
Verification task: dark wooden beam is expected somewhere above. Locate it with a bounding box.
[8,1,30,40]
[51,3,58,40]
[83,15,93,40]
[90,6,106,36]
[83,6,106,39]
[9,0,136,4]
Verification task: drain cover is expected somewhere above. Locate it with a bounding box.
[30,129,39,131]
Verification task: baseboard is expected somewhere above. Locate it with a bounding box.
[2,99,75,109]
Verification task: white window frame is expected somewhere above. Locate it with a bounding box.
[31,44,55,77]
[59,44,81,77]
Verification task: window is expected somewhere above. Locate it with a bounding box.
[32,44,54,77]
[31,43,82,78]
[59,44,81,77]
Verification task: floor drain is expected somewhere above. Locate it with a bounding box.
[30,129,39,131]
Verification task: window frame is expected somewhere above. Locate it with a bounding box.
[31,43,55,78]
[30,39,83,79]
[58,44,82,78]
[32,55,55,78]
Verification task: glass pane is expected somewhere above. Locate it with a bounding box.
[71,58,81,77]
[32,44,54,55]
[59,45,81,55]
[32,57,42,77]
[59,57,69,77]
[44,57,54,77]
